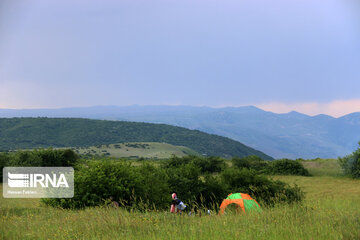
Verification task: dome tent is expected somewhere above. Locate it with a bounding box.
[219,193,261,215]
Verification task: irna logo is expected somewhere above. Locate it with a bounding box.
[3,167,74,198]
[8,172,69,188]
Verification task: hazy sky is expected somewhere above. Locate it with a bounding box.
[1,0,359,117]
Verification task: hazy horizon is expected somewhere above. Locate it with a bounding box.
[1,102,359,118]
[1,0,359,117]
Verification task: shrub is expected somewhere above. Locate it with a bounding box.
[192,156,226,173]
[232,155,269,172]
[164,155,226,173]
[220,168,304,206]
[0,152,10,182]
[198,174,229,208]
[44,157,304,210]
[165,163,203,202]
[339,143,360,178]
[0,149,79,182]
[43,161,170,210]
[270,159,310,176]
[162,155,194,169]
[136,164,170,209]
[5,149,78,167]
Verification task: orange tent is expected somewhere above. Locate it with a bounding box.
[219,193,261,215]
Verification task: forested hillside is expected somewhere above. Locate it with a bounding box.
[0,118,272,159]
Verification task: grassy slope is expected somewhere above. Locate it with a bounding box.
[75,142,199,159]
[0,118,272,159]
[1,159,360,239]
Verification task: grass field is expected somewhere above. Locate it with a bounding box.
[73,142,199,159]
[1,159,360,240]
[300,158,342,177]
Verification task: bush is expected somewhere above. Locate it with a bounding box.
[43,161,170,210]
[270,159,310,176]
[165,163,203,202]
[192,156,226,173]
[339,143,360,178]
[232,155,269,172]
[4,148,78,167]
[164,159,227,209]
[232,156,310,176]
[44,157,304,210]
[136,164,170,209]
[0,152,11,182]
[220,168,304,206]
[0,149,79,182]
[163,155,226,173]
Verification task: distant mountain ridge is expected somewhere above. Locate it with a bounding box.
[0,118,273,160]
[1,105,359,159]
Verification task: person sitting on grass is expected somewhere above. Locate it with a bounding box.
[109,196,119,208]
[170,192,186,213]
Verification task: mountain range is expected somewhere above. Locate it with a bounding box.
[1,105,359,159]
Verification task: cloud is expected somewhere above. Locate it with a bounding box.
[256,99,360,117]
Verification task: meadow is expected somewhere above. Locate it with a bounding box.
[73,142,198,159]
[1,159,360,240]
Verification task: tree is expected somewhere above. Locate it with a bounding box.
[339,142,360,178]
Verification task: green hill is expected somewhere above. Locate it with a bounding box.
[74,142,199,159]
[0,118,272,159]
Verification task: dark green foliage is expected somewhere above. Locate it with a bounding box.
[44,161,171,210]
[339,143,360,178]
[4,149,78,167]
[232,155,269,172]
[0,118,273,159]
[44,156,304,210]
[163,155,226,174]
[198,174,229,208]
[136,164,170,209]
[44,161,142,209]
[220,168,304,206]
[124,143,149,149]
[232,156,310,176]
[270,159,310,176]
[165,163,203,202]
[0,149,78,182]
[193,156,226,173]
[0,152,10,182]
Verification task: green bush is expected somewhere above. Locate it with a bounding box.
[220,168,304,205]
[164,155,226,173]
[162,155,194,169]
[232,156,310,176]
[165,163,203,202]
[0,149,78,182]
[198,174,229,208]
[44,157,304,210]
[136,164,170,209]
[192,156,226,173]
[164,158,227,209]
[0,152,10,182]
[339,143,360,178]
[232,155,269,172]
[270,159,310,176]
[3,149,78,167]
[43,161,171,210]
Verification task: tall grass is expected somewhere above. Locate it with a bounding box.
[300,158,342,177]
[1,159,360,240]
[1,197,359,239]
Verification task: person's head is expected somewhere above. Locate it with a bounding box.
[171,193,177,200]
[109,196,114,201]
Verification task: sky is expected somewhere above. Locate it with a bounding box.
[1,0,359,117]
